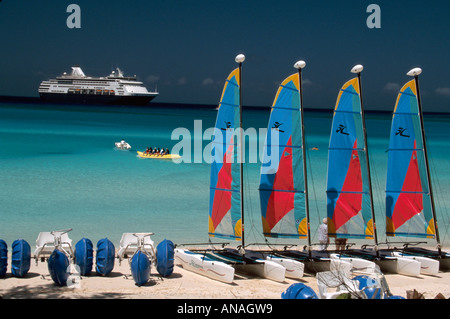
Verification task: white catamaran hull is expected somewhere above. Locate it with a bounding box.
[174,248,235,284]
[266,255,304,279]
[234,259,286,283]
[403,248,450,271]
[330,253,377,272]
[392,252,439,275]
[375,256,421,277]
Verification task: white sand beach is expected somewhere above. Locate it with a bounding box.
[1,250,449,299]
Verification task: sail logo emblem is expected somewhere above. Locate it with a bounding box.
[395,127,410,138]
[336,124,349,135]
[221,121,233,131]
[272,122,285,133]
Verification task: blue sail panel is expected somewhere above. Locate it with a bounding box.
[326,78,374,239]
[386,79,435,238]
[209,68,242,240]
[259,73,307,238]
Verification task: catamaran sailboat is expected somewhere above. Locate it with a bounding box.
[256,61,339,275]
[384,67,448,273]
[175,54,286,283]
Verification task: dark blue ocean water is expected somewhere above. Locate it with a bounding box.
[1,102,449,249]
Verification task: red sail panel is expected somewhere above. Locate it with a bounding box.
[211,141,234,229]
[265,137,295,230]
[332,140,362,231]
[391,144,423,230]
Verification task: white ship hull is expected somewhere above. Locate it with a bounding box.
[39,92,157,106]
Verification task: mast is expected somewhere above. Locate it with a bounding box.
[294,60,312,256]
[235,54,246,251]
[407,67,441,254]
[351,65,379,253]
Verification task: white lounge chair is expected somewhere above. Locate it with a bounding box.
[34,229,73,264]
[117,232,155,265]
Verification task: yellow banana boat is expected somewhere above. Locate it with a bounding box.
[137,151,181,160]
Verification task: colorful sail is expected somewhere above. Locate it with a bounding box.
[326,78,374,239]
[208,68,242,240]
[259,73,307,238]
[386,79,435,238]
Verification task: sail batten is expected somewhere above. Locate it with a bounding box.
[272,106,300,111]
[265,145,302,149]
[328,191,370,194]
[210,187,240,192]
[260,189,305,193]
[259,73,307,239]
[219,102,239,108]
[333,110,362,115]
[340,90,359,96]
[386,79,435,239]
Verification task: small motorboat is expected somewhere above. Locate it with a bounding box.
[115,140,131,150]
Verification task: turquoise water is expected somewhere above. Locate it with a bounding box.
[1,102,449,249]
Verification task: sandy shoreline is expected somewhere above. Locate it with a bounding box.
[1,249,449,300]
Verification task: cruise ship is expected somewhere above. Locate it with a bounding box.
[39,66,158,105]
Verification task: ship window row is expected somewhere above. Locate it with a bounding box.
[67,88,116,95]
[73,81,110,85]
[57,81,111,85]
[53,85,109,89]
